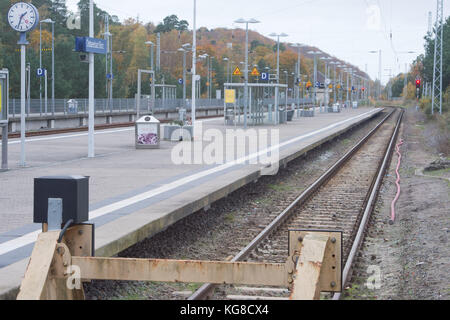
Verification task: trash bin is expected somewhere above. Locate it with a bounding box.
[287,109,295,121]
[135,115,160,149]
[279,108,287,124]
[178,108,187,123]
[67,99,78,114]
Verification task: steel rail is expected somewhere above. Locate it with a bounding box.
[189,108,397,300]
[332,108,404,300]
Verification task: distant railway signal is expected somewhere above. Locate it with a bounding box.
[415,79,421,89]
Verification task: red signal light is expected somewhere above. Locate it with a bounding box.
[415,79,421,87]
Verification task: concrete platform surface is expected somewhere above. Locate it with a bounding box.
[0,107,383,299]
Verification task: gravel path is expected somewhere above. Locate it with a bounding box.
[344,107,449,300]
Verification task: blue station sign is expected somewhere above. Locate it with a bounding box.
[75,37,107,55]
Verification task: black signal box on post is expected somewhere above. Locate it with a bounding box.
[34,176,89,224]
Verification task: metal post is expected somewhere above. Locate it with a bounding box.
[151,43,154,71]
[182,50,186,106]
[378,50,382,99]
[39,23,42,115]
[313,55,317,110]
[137,71,141,118]
[297,46,301,108]
[333,63,337,104]
[432,0,444,115]
[1,125,7,170]
[20,41,26,167]
[156,33,161,72]
[45,69,48,115]
[51,22,55,115]
[191,0,197,127]
[105,16,109,99]
[244,22,249,128]
[110,35,113,111]
[227,58,230,83]
[350,69,353,105]
[88,0,95,158]
[346,70,349,102]
[1,69,9,171]
[404,63,407,99]
[26,63,30,116]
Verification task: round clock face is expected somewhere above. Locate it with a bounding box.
[8,2,39,32]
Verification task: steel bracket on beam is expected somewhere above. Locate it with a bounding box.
[288,229,342,298]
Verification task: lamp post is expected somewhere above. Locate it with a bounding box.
[329,61,338,104]
[200,54,210,101]
[223,57,230,83]
[199,53,209,99]
[291,43,304,108]
[369,50,382,100]
[235,18,260,128]
[308,51,321,111]
[145,41,154,71]
[269,32,288,124]
[40,18,55,115]
[191,0,197,129]
[88,0,95,158]
[209,56,214,101]
[104,30,113,112]
[178,43,191,106]
[337,64,346,103]
[320,57,331,109]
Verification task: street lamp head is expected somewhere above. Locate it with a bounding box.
[235,18,260,24]
[223,57,229,61]
[145,41,154,45]
[41,18,55,24]
[269,32,289,38]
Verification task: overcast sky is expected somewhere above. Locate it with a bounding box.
[67,0,449,84]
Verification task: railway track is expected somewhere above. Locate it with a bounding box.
[188,107,403,300]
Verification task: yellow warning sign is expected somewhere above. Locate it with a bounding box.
[336,84,341,89]
[225,89,236,104]
[328,84,333,89]
[251,67,260,77]
[306,81,312,88]
[232,66,242,76]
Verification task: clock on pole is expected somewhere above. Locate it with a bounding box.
[8,2,39,167]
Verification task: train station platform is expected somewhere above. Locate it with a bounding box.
[0,107,383,299]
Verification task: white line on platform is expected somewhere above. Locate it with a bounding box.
[0,109,380,257]
[4,128,133,145]
[2,117,221,145]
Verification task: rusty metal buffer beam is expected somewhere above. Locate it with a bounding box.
[17,224,342,300]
